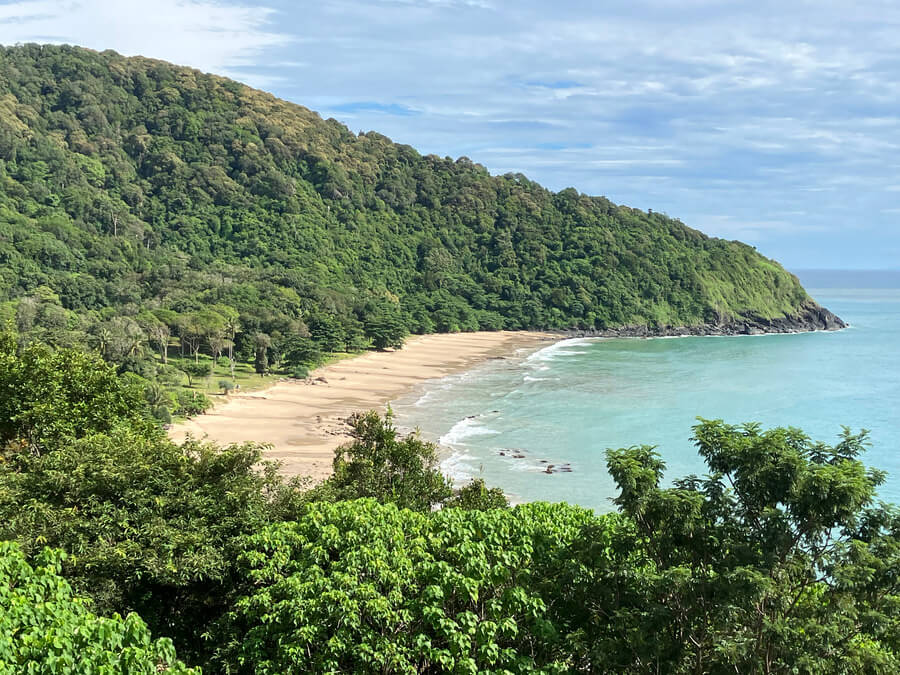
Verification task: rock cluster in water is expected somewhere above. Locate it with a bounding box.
[498,450,573,474]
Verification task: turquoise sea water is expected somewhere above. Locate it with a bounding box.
[393,271,900,511]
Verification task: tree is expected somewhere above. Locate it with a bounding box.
[0,427,296,666]
[101,316,146,362]
[222,311,241,378]
[444,478,510,510]
[253,332,271,376]
[323,410,452,511]
[181,360,212,388]
[176,313,204,361]
[308,312,348,353]
[280,334,322,369]
[0,330,153,452]
[213,304,240,365]
[89,324,113,359]
[564,420,900,673]
[139,311,171,364]
[0,542,196,673]
[173,389,212,417]
[177,310,225,363]
[214,500,595,673]
[208,334,228,372]
[0,339,302,665]
[362,297,408,350]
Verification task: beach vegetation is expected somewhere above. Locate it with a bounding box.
[445,477,511,510]
[182,359,213,388]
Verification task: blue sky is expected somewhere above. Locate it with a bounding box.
[1,0,897,269]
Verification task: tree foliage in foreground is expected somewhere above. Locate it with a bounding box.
[573,421,900,673]
[214,500,598,673]
[0,330,153,450]
[213,422,900,674]
[2,334,900,673]
[0,542,196,674]
[0,331,303,665]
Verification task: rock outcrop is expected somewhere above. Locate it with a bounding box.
[564,300,845,338]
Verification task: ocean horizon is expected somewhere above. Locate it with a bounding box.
[393,269,900,511]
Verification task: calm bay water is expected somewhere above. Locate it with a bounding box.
[393,270,900,511]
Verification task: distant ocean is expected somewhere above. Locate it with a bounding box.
[392,270,900,511]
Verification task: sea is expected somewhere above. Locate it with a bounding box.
[392,270,900,511]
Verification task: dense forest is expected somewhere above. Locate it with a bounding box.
[3,332,899,673]
[0,44,839,419]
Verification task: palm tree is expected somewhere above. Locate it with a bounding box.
[90,326,113,359]
[144,382,167,408]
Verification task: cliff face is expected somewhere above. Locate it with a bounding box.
[0,44,840,335]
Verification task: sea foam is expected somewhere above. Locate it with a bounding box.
[440,416,500,446]
[525,337,595,363]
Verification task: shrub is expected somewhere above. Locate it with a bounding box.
[173,389,211,417]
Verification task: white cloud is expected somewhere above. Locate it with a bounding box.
[0,0,289,83]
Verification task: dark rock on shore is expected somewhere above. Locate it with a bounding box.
[560,300,845,339]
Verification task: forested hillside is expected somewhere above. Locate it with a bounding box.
[0,44,840,417]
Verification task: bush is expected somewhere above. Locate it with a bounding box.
[173,389,211,417]
[151,404,172,424]
[156,364,185,387]
[444,478,510,510]
[181,360,212,388]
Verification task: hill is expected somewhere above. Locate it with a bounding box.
[0,44,841,406]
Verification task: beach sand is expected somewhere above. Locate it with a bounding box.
[168,331,554,481]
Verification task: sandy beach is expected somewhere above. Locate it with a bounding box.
[169,331,554,481]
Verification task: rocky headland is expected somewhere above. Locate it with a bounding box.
[563,300,845,339]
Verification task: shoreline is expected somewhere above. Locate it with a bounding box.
[395,322,850,499]
[168,314,844,486]
[168,331,555,482]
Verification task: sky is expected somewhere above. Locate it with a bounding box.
[0,0,897,269]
